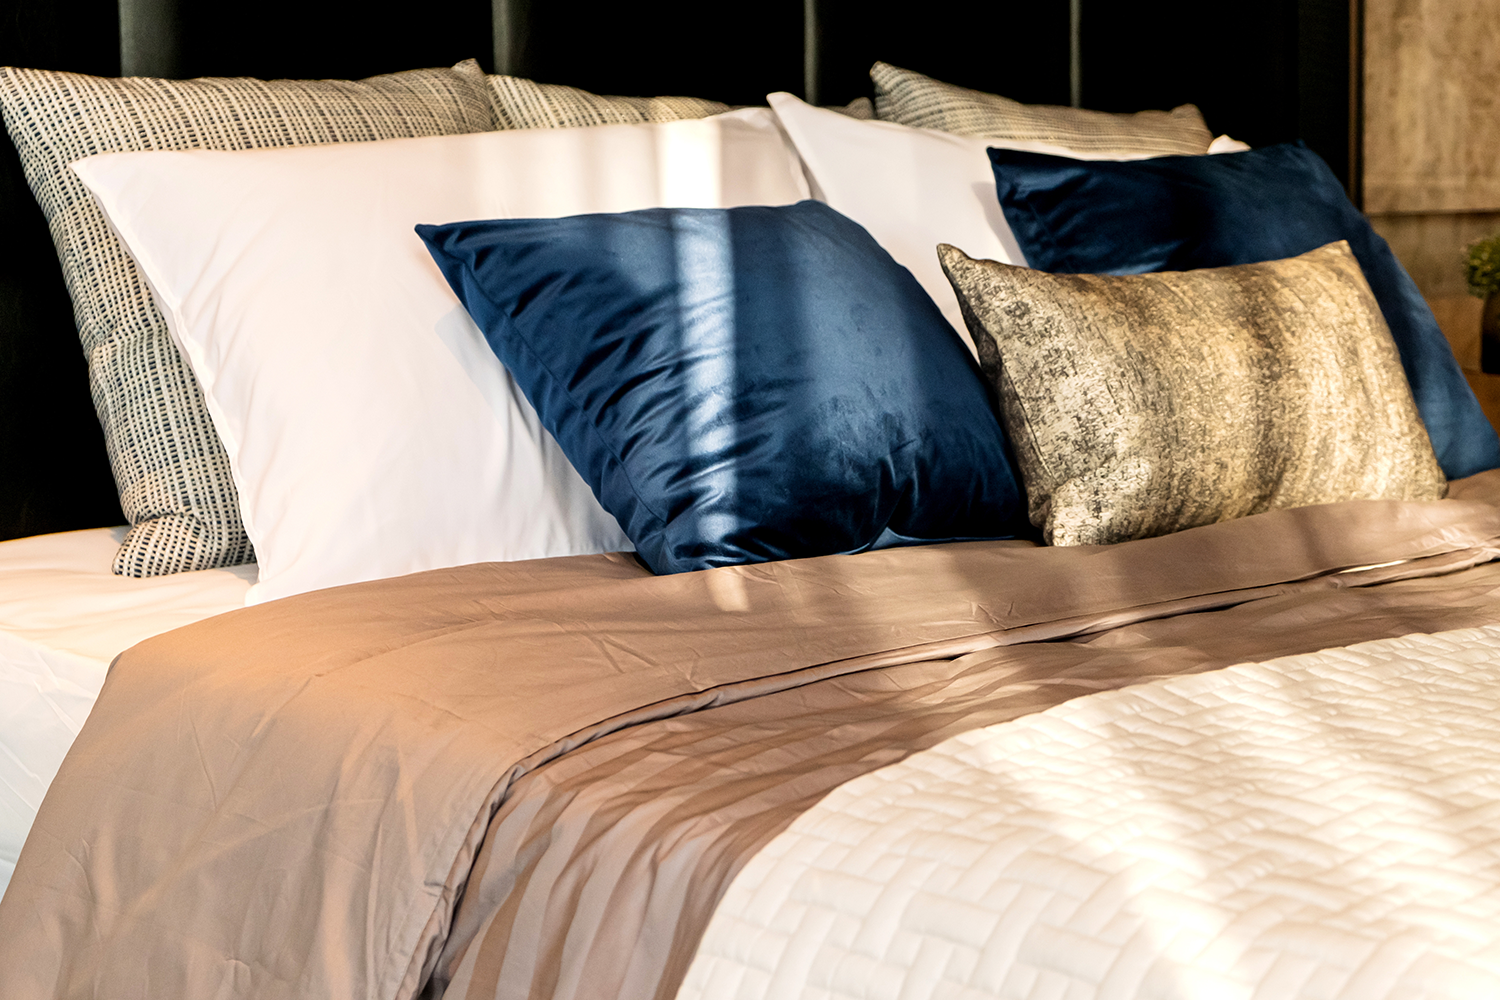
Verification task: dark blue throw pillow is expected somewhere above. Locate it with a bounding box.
[418,200,1027,574]
[989,142,1500,481]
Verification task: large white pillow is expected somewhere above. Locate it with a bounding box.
[74,109,810,604]
[767,92,1237,356]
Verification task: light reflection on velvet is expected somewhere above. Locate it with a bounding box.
[418,201,1027,574]
[988,141,1500,482]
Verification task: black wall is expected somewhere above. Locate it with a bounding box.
[808,0,1073,108]
[1,0,122,539]
[514,0,805,107]
[1081,0,1355,191]
[173,1,492,81]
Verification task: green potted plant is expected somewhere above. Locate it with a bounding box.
[1466,233,1500,373]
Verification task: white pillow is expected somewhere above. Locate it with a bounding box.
[767,92,1236,356]
[74,109,810,604]
[1208,134,1252,154]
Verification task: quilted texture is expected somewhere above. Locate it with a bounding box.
[682,623,1500,1000]
[871,61,1212,156]
[939,241,1447,546]
[0,60,496,577]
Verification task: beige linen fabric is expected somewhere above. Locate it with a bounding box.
[872,61,1212,156]
[0,60,496,578]
[940,240,1447,545]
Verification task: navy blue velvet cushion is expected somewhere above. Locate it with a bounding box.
[417,200,1027,574]
[989,142,1500,481]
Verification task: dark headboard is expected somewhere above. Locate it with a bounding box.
[0,0,1361,542]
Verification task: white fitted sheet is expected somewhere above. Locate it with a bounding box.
[0,527,252,900]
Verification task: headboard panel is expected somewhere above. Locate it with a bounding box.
[1,0,121,539]
[510,0,806,108]
[803,0,1072,108]
[1082,1,1358,194]
[171,1,495,82]
[0,0,1363,543]
[501,0,1074,110]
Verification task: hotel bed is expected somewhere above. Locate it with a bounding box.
[8,1,1500,998]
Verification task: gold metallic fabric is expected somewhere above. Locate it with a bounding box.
[941,240,1448,546]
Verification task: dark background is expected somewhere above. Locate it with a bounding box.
[0,0,1359,541]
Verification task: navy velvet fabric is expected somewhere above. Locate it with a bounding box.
[989,142,1500,481]
[418,200,1027,575]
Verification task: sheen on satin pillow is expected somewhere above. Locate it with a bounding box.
[767,92,1025,356]
[74,109,810,603]
[418,201,1028,575]
[987,142,1500,481]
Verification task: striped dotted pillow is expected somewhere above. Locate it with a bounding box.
[871,62,1212,158]
[487,74,731,129]
[487,74,876,130]
[0,60,497,577]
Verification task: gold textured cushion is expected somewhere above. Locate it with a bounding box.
[938,240,1447,546]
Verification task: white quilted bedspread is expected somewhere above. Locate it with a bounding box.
[678,625,1500,1000]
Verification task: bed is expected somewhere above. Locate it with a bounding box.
[7,2,1500,998]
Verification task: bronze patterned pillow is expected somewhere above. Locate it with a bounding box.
[938,240,1447,546]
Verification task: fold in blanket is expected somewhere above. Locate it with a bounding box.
[6,477,1500,1000]
[431,558,1500,1000]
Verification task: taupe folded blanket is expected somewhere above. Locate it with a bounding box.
[7,476,1500,1000]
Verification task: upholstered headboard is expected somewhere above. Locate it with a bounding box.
[0,0,1360,542]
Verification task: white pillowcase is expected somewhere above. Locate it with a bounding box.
[74,109,810,604]
[768,92,1244,356]
[1208,134,1253,154]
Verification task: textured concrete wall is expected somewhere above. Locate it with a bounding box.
[1365,0,1500,214]
[1365,0,1500,429]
